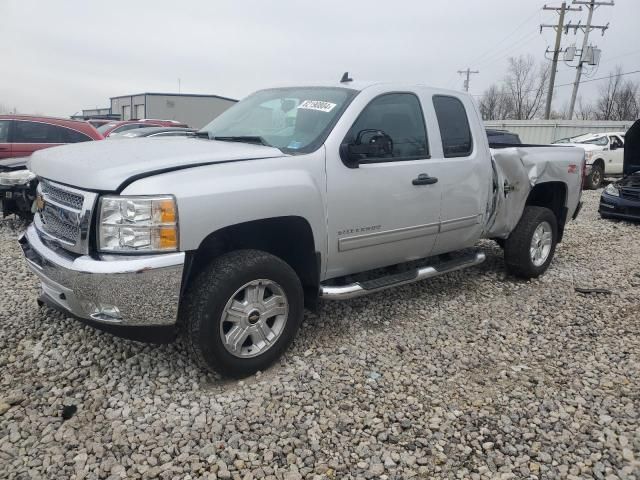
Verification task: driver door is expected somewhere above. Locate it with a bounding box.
[608,135,624,174]
[325,92,442,279]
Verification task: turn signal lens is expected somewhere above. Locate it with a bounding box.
[158,226,178,250]
[155,199,177,224]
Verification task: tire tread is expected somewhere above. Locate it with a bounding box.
[504,206,557,279]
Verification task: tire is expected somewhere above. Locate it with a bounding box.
[183,249,304,378]
[585,162,604,189]
[504,206,558,279]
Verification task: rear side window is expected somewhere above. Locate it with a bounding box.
[62,127,92,143]
[0,120,9,142]
[346,93,429,161]
[433,95,473,157]
[13,121,91,143]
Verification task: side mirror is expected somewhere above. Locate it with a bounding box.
[340,129,393,168]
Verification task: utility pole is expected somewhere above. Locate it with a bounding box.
[540,2,582,119]
[457,68,479,92]
[567,0,614,118]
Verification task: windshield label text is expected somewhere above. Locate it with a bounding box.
[298,100,337,113]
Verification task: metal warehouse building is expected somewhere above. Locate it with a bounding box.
[110,92,237,128]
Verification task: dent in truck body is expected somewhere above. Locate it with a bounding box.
[484,146,581,239]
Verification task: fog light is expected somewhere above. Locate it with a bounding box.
[81,300,122,322]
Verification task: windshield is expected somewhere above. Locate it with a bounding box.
[198,87,357,153]
[97,123,118,134]
[569,134,608,146]
[577,136,608,146]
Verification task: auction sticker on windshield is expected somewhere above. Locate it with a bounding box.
[298,100,337,112]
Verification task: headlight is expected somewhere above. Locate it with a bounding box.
[604,183,619,197]
[98,195,178,253]
[584,151,595,161]
[0,170,36,186]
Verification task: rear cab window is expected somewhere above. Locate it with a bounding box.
[432,95,473,157]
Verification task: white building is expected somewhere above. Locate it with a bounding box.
[109,92,237,128]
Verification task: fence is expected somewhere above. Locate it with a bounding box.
[484,119,636,144]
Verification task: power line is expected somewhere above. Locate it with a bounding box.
[471,68,640,97]
[474,30,541,69]
[467,5,545,67]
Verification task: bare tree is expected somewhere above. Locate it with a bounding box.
[503,55,549,120]
[612,80,639,121]
[478,84,514,120]
[479,55,549,120]
[594,67,623,120]
[575,96,596,120]
[578,66,640,121]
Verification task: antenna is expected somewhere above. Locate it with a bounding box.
[340,72,353,83]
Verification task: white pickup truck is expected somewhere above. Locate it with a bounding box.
[559,132,626,189]
[20,80,584,377]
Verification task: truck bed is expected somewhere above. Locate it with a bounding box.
[484,145,584,238]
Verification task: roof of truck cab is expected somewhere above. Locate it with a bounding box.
[265,81,470,97]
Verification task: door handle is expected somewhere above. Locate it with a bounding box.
[412,173,438,185]
[0,147,9,151]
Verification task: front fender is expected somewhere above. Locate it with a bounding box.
[120,149,328,262]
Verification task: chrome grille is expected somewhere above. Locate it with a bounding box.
[41,204,80,243]
[40,179,84,209]
[35,179,98,254]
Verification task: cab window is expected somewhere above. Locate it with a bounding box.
[609,136,624,149]
[344,93,429,161]
[432,95,473,158]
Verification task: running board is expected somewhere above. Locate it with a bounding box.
[319,251,486,300]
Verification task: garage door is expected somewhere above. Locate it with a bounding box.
[135,104,145,120]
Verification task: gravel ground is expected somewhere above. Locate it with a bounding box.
[1,189,639,480]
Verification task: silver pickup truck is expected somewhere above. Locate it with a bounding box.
[20,81,584,377]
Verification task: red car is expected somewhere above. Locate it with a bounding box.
[97,119,189,137]
[0,115,103,159]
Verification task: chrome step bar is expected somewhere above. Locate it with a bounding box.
[319,251,486,300]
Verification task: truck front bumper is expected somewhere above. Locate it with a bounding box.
[19,224,185,327]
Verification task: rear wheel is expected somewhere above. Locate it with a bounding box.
[183,249,304,377]
[586,162,604,189]
[504,206,558,278]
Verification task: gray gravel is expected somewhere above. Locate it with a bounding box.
[1,189,639,480]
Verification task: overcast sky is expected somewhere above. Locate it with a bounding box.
[1,0,638,117]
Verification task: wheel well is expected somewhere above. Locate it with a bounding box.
[183,216,320,309]
[592,158,605,169]
[525,182,568,242]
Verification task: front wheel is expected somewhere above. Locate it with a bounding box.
[183,249,304,377]
[504,206,558,279]
[585,163,604,189]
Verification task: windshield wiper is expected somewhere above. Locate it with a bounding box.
[192,131,210,138]
[213,135,269,146]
